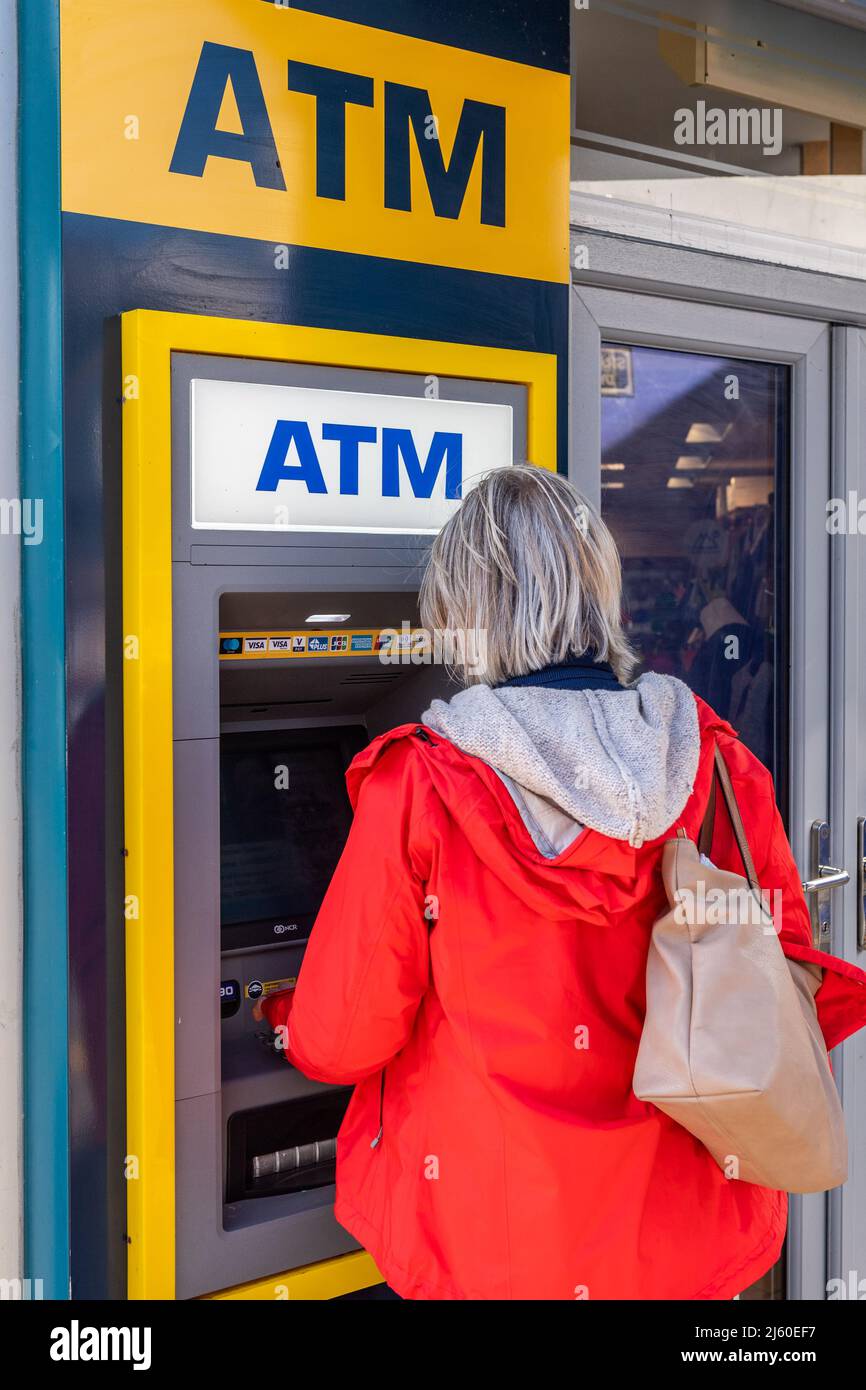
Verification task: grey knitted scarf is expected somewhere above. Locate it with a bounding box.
[422,672,701,853]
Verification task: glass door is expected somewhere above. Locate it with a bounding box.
[572,287,833,1299]
[598,343,788,786]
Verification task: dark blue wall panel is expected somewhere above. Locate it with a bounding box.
[259,0,570,71]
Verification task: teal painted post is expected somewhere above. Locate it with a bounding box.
[19,0,69,1299]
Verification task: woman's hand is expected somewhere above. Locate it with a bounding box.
[252,986,296,1026]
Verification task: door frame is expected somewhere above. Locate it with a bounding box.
[570,274,834,1300]
[570,227,866,326]
[828,327,866,1297]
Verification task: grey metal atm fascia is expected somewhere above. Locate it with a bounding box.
[169,354,527,1297]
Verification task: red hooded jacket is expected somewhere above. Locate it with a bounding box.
[263,696,866,1300]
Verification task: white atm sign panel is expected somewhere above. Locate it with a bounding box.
[190,377,514,534]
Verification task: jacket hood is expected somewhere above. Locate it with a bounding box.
[421,672,701,850]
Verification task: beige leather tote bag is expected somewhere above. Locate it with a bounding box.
[633,746,847,1193]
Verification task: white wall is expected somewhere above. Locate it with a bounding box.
[0,2,22,1284]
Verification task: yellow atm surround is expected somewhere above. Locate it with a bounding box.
[122,308,557,1299]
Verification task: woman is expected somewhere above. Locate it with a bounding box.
[260,465,866,1300]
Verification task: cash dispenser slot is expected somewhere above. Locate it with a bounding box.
[226,1090,351,1202]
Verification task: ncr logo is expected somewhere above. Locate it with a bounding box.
[169,42,506,227]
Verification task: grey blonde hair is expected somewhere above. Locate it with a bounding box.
[419,464,637,687]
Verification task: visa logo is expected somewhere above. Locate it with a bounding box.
[170,43,505,226]
[256,421,463,499]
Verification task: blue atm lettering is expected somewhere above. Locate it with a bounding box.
[255,421,463,499]
[171,44,506,226]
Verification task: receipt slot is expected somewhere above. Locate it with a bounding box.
[122,310,557,1298]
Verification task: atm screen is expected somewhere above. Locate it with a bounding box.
[220,728,365,951]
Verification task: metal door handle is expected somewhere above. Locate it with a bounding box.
[805,820,847,947]
[802,866,850,893]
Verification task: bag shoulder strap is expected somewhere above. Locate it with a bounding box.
[698,744,760,892]
[697,771,716,857]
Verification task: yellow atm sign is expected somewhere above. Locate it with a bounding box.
[60,1,569,283]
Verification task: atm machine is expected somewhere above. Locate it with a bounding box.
[122,310,553,1298]
[197,598,450,1297]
